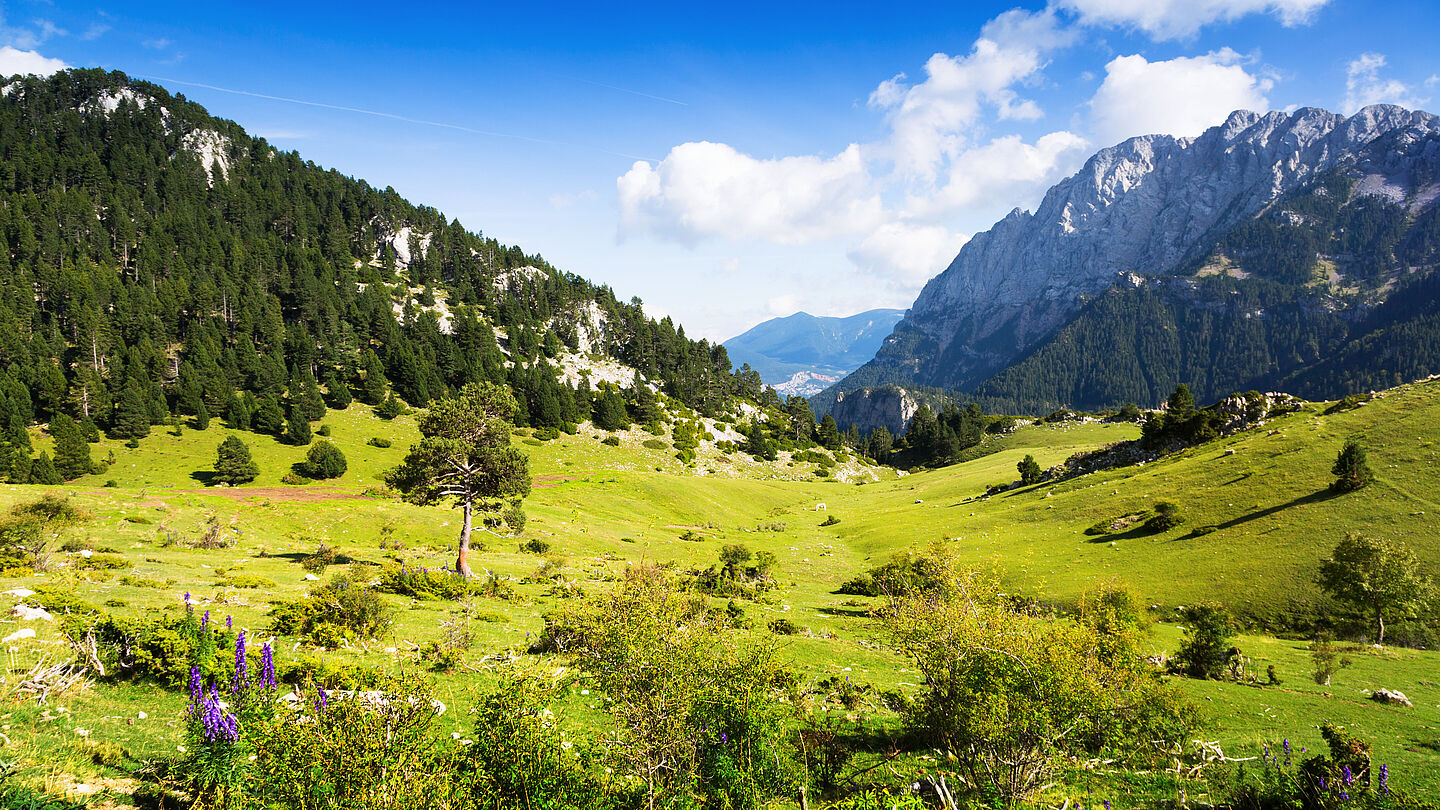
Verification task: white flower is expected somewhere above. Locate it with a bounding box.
[74,727,90,737]
[561,740,573,749]
[177,745,187,752]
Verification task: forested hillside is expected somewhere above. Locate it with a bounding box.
[0,68,746,482]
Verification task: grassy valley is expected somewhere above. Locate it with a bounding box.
[3,378,1439,806]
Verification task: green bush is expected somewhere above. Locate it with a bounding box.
[601,436,621,446]
[219,573,277,589]
[276,657,384,690]
[534,426,560,441]
[269,575,393,647]
[519,537,551,554]
[642,438,667,450]
[78,552,128,569]
[375,565,475,600]
[1144,501,1184,532]
[1170,604,1236,679]
[302,440,347,479]
[301,543,341,572]
[60,604,233,685]
[366,437,392,448]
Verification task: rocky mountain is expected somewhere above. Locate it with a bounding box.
[825,105,1440,414]
[723,309,903,397]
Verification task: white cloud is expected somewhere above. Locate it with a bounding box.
[0,45,67,77]
[617,141,882,246]
[1089,49,1272,146]
[1343,53,1429,114]
[848,222,971,288]
[869,8,1076,178]
[1057,0,1329,40]
[909,131,1090,217]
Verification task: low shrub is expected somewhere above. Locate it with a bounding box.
[519,537,551,555]
[78,552,128,569]
[269,575,393,648]
[60,603,234,685]
[219,573,277,590]
[601,436,621,446]
[642,438,667,450]
[301,543,341,573]
[375,565,475,600]
[534,426,560,441]
[768,617,802,635]
[366,437,392,448]
[277,657,384,690]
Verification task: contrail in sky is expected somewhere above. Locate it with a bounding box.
[140,75,659,162]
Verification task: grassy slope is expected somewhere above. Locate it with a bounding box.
[6,384,1440,801]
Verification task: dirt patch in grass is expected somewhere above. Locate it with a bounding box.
[156,487,371,503]
[531,475,574,489]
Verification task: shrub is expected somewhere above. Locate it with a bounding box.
[276,657,384,689]
[768,617,802,635]
[1145,501,1184,532]
[250,673,444,808]
[316,424,331,436]
[376,394,405,419]
[601,436,621,446]
[61,603,233,686]
[302,440,347,479]
[366,436,392,448]
[269,575,393,647]
[1170,604,1235,679]
[375,565,475,600]
[519,537,551,554]
[280,471,312,485]
[879,550,1194,803]
[642,438,667,450]
[77,552,128,569]
[219,574,277,590]
[534,426,560,441]
[301,543,341,573]
[820,515,840,526]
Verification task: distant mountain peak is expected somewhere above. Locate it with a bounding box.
[723,308,904,396]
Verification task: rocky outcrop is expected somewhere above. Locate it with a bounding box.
[835,105,1440,397]
[830,385,918,435]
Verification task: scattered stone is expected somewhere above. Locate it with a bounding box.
[2,588,36,599]
[1223,449,1236,456]
[304,573,319,581]
[11,604,53,622]
[1371,689,1413,707]
[3,628,35,642]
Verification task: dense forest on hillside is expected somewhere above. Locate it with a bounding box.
[0,69,744,481]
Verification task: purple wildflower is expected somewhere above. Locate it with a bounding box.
[318,687,328,711]
[720,732,728,745]
[226,615,233,630]
[201,610,210,634]
[1380,764,1389,794]
[234,629,248,687]
[260,641,276,690]
[1283,739,1290,756]
[1343,765,1353,785]
[1104,802,1111,810]
[188,665,202,699]
[1340,792,1350,802]
[184,592,192,613]
[200,685,239,742]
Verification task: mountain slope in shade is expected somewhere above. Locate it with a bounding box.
[723,309,904,396]
[823,104,1440,412]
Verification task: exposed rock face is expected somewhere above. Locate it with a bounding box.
[830,385,918,435]
[837,105,1440,396]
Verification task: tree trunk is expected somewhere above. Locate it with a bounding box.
[1376,610,1385,645]
[455,498,474,578]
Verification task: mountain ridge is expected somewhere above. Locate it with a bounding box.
[723,308,903,396]
[822,104,1440,414]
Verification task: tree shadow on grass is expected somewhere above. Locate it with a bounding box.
[1204,488,1342,534]
[189,470,217,485]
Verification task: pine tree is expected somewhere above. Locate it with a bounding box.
[360,350,388,405]
[212,435,259,485]
[194,400,210,430]
[817,413,842,450]
[324,371,353,410]
[30,452,62,484]
[284,403,312,446]
[302,440,347,479]
[111,383,151,440]
[49,413,92,480]
[592,387,629,431]
[1331,439,1374,492]
[253,395,284,435]
[1018,454,1043,485]
[744,421,776,461]
[376,393,405,420]
[226,394,252,431]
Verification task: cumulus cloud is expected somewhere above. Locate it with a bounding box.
[1057,0,1329,40]
[1343,53,1429,114]
[1089,49,1272,146]
[617,141,882,246]
[0,45,67,77]
[869,8,1076,178]
[847,222,971,288]
[908,131,1089,218]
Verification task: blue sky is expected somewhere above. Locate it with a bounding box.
[3,0,1438,340]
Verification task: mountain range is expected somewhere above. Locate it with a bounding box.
[722,309,903,397]
[822,104,1440,422]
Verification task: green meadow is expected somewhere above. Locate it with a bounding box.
[5,381,1440,804]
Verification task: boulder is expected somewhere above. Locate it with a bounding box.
[1371,688,1412,707]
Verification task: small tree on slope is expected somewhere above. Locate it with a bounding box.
[1317,534,1434,644]
[385,383,531,578]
